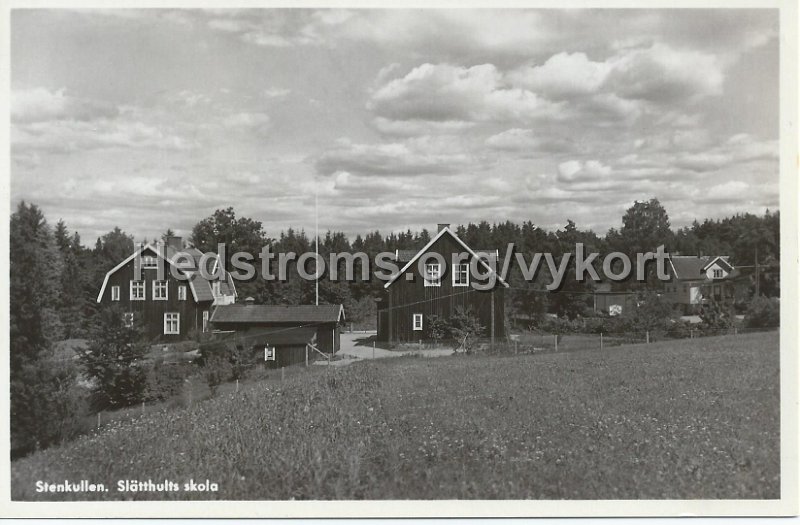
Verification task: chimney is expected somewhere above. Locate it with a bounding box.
[244,297,255,306]
[166,235,182,252]
[437,223,450,232]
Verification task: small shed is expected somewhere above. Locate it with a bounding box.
[210,304,345,366]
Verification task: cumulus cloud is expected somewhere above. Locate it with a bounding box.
[11,88,196,154]
[510,52,611,98]
[368,63,565,126]
[606,43,724,103]
[557,160,613,183]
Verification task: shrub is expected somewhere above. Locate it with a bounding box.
[745,296,780,329]
[11,354,87,458]
[145,360,196,402]
[425,314,449,344]
[78,307,148,411]
[449,307,485,353]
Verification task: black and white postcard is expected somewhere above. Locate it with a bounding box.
[1,0,797,519]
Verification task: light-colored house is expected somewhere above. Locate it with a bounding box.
[663,255,740,313]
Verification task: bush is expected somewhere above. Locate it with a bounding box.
[449,307,485,353]
[11,355,87,458]
[425,314,449,344]
[79,307,149,411]
[745,296,780,329]
[145,360,196,402]
[199,340,240,393]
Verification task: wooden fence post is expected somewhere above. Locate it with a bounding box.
[646,331,650,344]
[600,332,604,351]
[235,379,239,393]
[554,334,558,352]
[305,345,309,367]
[372,341,376,359]
[97,412,101,429]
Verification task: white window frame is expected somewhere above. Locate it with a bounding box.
[202,310,210,332]
[130,280,145,301]
[713,269,723,279]
[123,312,134,328]
[111,285,120,301]
[452,263,469,287]
[178,285,187,301]
[153,280,168,301]
[141,255,158,269]
[164,313,180,335]
[424,263,441,287]
[412,313,423,331]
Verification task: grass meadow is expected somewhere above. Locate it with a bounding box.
[11,332,779,500]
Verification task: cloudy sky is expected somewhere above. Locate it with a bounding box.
[11,8,779,243]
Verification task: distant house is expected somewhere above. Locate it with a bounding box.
[663,255,742,313]
[96,236,237,341]
[376,224,507,344]
[210,302,345,367]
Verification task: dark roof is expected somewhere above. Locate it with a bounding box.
[189,275,215,302]
[670,255,736,281]
[244,327,319,346]
[210,304,344,324]
[670,256,707,280]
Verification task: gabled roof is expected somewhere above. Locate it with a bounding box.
[96,243,237,303]
[668,255,736,282]
[701,256,733,272]
[210,304,345,324]
[385,227,508,288]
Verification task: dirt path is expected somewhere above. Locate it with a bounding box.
[318,332,453,366]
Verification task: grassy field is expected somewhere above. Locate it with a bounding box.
[11,332,779,500]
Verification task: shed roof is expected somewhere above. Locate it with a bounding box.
[210,304,344,324]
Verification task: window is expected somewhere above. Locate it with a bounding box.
[153,280,168,300]
[164,313,180,335]
[713,269,723,279]
[141,255,158,269]
[202,310,210,333]
[130,280,145,300]
[424,263,441,287]
[111,285,120,301]
[453,263,469,287]
[413,313,423,331]
[123,312,134,328]
[178,285,187,301]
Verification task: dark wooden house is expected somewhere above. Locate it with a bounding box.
[377,224,507,344]
[209,303,345,367]
[96,236,237,341]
